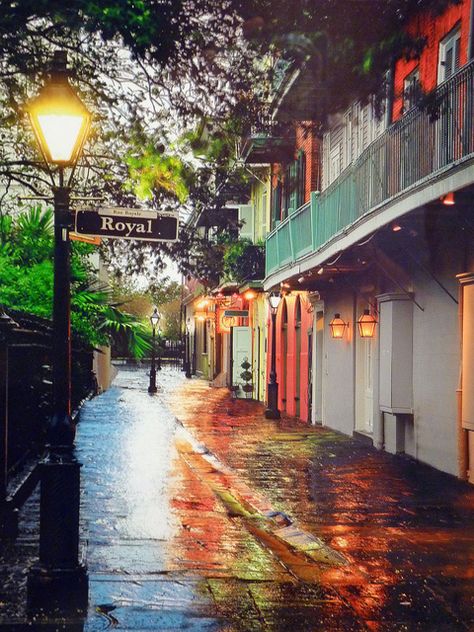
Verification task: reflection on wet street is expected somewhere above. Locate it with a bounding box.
[2,365,474,630]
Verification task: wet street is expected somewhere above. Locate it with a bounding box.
[2,365,474,630]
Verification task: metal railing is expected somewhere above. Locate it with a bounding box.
[266,60,474,277]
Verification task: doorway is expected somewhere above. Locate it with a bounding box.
[355,335,374,434]
[314,309,324,424]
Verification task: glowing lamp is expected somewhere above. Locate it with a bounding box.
[196,298,209,309]
[194,311,206,321]
[244,290,256,301]
[357,309,377,338]
[27,52,91,166]
[267,291,281,314]
[441,192,455,205]
[150,308,160,329]
[329,313,347,339]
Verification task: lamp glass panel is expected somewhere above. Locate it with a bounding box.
[329,315,347,339]
[268,294,281,310]
[358,312,376,337]
[37,114,84,162]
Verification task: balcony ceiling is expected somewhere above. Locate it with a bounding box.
[241,134,294,165]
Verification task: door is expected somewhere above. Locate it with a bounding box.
[232,326,252,399]
[356,336,374,434]
[314,309,324,424]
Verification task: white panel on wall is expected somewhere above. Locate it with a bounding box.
[460,274,474,430]
[378,293,414,414]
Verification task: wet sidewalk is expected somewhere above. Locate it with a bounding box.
[1,365,474,630]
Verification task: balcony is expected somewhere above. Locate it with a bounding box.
[241,118,294,164]
[266,60,474,278]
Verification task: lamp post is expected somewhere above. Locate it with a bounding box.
[265,291,281,419]
[184,317,192,379]
[148,308,160,393]
[25,51,91,612]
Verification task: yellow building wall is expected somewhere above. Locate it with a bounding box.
[251,294,268,402]
[250,169,271,243]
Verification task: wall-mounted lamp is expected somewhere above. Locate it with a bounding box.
[196,298,209,310]
[357,309,377,338]
[329,313,348,339]
[244,289,256,301]
[440,192,455,205]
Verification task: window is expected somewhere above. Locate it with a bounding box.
[438,25,461,84]
[271,181,282,228]
[296,151,306,208]
[403,67,420,112]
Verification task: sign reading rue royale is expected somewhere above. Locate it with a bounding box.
[75,207,179,242]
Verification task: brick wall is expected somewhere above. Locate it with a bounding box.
[393,0,472,120]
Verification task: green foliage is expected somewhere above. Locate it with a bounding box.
[223,239,265,284]
[125,146,189,202]
[0,207,151,358]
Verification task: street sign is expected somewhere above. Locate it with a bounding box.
[75,207,179,242]
[224,310,249,318]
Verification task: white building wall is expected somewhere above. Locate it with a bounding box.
[322,294,355,436]
[410,270,460,476]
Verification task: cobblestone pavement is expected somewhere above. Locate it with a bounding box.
[1,365,474,630]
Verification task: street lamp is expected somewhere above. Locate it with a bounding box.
[265,291,281,419]
[148,308,160,393]
[25,51,90,612]
[184,317,192,379]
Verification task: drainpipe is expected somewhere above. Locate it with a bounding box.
[385,60,396,128]
[469,0,474,60]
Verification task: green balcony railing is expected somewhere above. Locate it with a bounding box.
[266,59,474,278]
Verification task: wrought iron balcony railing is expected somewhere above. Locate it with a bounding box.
[266,60,474,277]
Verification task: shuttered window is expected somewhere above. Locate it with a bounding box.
[438,25,461,84]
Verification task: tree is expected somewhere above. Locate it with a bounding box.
[0,206,151,357]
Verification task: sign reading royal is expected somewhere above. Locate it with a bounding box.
[75,207,179,242]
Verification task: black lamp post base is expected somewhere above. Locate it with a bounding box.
[27,563,88,616]
[265,381,280,419]
[265,407,281,419]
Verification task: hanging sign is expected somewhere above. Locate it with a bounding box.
[217,308,238,334]
[75,208,179,242]
[224,310,249,318]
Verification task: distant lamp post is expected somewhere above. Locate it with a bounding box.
[265,291,281,420]
[184,317,192,379]
[148,308,160,393]
[25,50,90,613]
[357,309,377,338]
[329,313,348,339]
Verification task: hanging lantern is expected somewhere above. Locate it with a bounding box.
[357,309,377,338]
[329,313,347,339]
